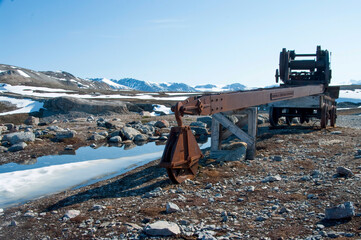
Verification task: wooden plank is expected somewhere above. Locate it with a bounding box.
[213,113,254,146]
[211,118,220,151]
[245,107,257,159]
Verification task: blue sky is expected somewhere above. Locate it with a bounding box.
[1,0,361,87]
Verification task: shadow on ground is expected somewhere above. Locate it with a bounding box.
[46,163,170,211]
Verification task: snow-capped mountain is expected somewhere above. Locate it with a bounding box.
[194,83,247,92]
[88,78,197,92]
[89,78,130,90]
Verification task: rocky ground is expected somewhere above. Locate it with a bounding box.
[0,110,361,239]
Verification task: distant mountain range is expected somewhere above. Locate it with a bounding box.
[0,64,249,93]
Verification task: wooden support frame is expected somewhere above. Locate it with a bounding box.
[210,107,257,160]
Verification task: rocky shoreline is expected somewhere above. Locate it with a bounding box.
[0,112,361,239]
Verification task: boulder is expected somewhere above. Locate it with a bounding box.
[337,166,354,178]
[190,121,207,128]
[104,120,125,129]
[197,116,212,128]
[139,125,155,135]
[325,202,355,220]
[190,126,208,135]
[154,120,170,128]
[24,116,39,125]
[140,111,152,117]
[109,136,122,143]
[144,221,180,236]
[120,127,141,140]
[44,97,130,114]
[3,132,35,145]
[55,130,75,140]
[8,142,27,152]
[134,134,149,142]
[90,134,106,141]
[4,123,15,131]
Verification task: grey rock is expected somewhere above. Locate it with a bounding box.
[197,116,212,128]
[140,111,151,117]
[190,126,208,135]
[98,131,108,137]
[109,130,121,137]
[330,131,342,135]
[8,142,27,152]
[198,231,217,240]
[327,231,339,238]
[337,166,354,178]
[325,202,355,220]
[9,220,17,226]
[104,120,125,129]
[262,175,282,183]
[4,123,15,131]
[92,204,106,211]
[166,202,180,213]
[134,134,149,142]
[144,221,180,236]
[273,155,282,162]
[0,146,8,152]
[24,210,37,217]
[47,126,63,132]
[90,134,106,141]
[246,186,255,192]
[120,127,141,140]
[56,130,75,140]
[44,96,129,114]
[154,120,170,128]
[3,132,35,145]
[109,136,122,143]
[63,209,80,220]
[190,121,207,128]
[24,116,39,125]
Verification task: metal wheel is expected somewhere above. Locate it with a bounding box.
[166,162,199,184]
[269,107,280,127]
[330,106,336,127]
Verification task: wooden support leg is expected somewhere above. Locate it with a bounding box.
[210,107,258,160]
[244,107,257,160]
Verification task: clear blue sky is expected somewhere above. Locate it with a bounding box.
[1,0,360,87]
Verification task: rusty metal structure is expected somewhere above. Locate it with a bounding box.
[160,46,339,183]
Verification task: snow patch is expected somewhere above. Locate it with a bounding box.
[17,70,30,78]
[0,96,44,115]
[339,89,361,101]
[151,104,172,116]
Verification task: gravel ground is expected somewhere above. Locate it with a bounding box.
[336,115,361,129]
[0,112,361,239]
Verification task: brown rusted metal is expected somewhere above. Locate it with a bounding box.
[159,126,203,183]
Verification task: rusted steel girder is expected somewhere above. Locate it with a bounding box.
[173,84,324,126]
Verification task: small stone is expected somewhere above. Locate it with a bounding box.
[255,216,268,221]
[279,207,291,214]
[262,175,282,183]
[316,224,325,229]
[237,198,244,202]
[144,221,180,236]
[63,209,80,220]
[90,143,97,148]
[9,220,17,226]
[24,210,37,217]
[205,183,212,189]
[154,120,170,128]
[92,205,106,211]
[273,156,282,161]
[330,131,342,135]
[337,166,354,178]
[325,202,355,220]
[56,130,76,140]
[327,231,339,238]
[90,134,106,141]
[166,202,180,213]
[246,186,255,192]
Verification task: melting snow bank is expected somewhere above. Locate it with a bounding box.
[0,151,163,208]
[151,104,172,116]
[0,139,210,208]
[0,96,44,115]
[338,89,361,102]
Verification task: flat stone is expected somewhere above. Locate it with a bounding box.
[166,202,180,213]
[56,130,75,140]
[262,175,282,183]
[3,132,35,145]
[337,166,354,178]
[8,142,27,152]
[325,202,355,220]
[134,134,149,142]
[144,221,180,236]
